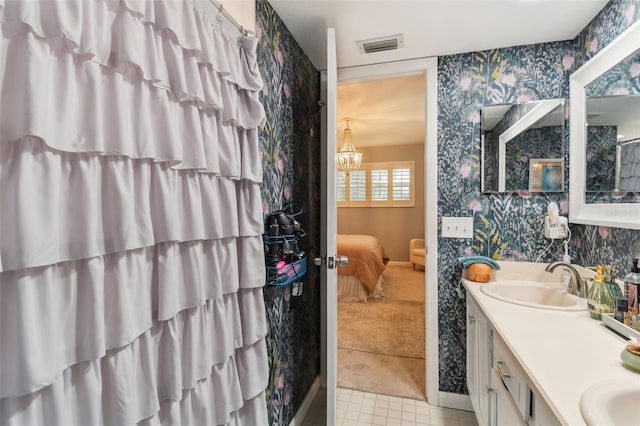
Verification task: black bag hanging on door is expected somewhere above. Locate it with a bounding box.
[265,204,306,266]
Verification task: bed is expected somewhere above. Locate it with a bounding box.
[337,234,389,302]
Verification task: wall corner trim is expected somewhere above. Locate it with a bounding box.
[438,391,473,412]
[289,376,321,426]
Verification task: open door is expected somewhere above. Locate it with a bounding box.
[319,27,338,425]
[329,57,439,408]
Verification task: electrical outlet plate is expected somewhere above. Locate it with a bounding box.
[442,217,474,239]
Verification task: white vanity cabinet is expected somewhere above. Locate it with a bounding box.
[466,295,492,426]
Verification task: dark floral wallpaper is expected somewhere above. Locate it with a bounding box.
[505,125,564,190]
[483,122,564,193]
[585,49,640,97]
[586,126,618,191]
[255,1,322,424]
[438,0,640,394]
[482,119,500,192]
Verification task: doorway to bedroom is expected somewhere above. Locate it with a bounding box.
[335,74,427,401]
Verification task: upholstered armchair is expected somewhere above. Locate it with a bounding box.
[410,239,426,270]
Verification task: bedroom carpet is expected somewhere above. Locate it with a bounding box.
[337,300,425,358]
[380,262,425,302]
[337,262,426,400]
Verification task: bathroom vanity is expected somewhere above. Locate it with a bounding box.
[464,262,638,426]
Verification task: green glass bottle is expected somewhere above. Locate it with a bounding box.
[604,265,624,299]
[587,266,616,320]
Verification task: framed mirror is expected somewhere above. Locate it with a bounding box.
[481,99,565,193]
[585,95,640,193]
[569,20,640,230]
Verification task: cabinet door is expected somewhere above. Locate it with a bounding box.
[466,298,478,401]
[476,316,492,425]
[466,297,492,426]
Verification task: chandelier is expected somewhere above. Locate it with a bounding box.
[336,119,363,172]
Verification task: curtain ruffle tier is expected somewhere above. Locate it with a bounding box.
[0,138,264,272]
[0,0,264,98]
[0,245,268,397]
[1,344,268,426]
[0,1,269,424]
[0,23,264,177]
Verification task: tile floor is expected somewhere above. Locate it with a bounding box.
[302,387,478,426]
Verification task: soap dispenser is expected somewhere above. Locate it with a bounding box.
[587,266,615,320]
[604,266,623,299]
[623,258,640,316]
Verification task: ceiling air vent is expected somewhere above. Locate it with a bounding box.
[357,34,404,54]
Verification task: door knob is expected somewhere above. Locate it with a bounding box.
[313,255,347,269]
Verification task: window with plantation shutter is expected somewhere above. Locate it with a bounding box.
[392,168,411,200]
[371,169,388,201]
[337,171,346,202]
[349,170,367,201]
[337,161,414,207]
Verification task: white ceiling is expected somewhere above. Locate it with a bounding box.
[267,0,609,148]
[267,0,608,71]
[337,74,425,147]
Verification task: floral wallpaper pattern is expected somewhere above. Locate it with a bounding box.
[585,50,640,97]
[483,123,564,193]
[256,1,322,424]
[586,126,618,191]
[505,125,564,190]
[438,0,640,394]
[482,125,499,192]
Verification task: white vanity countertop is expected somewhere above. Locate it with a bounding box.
[462,261,639,426]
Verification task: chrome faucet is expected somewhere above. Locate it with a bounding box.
[545,262,589,298]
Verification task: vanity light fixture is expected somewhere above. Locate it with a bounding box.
[336,119,363,173]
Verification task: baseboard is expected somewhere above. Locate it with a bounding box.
[388,260,413,267]
[438,391,473,412]
[289,376,321,426]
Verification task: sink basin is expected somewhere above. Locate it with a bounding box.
[480,281,587,310]
[580,377,640,426]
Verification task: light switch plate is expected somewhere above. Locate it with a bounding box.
[442,217,474,239]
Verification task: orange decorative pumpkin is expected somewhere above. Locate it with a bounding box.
[466,263,493,283]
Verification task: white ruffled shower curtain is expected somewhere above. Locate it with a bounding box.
[0,1,269,424]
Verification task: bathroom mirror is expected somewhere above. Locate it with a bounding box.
[569,20,640,230]
[585,94,640,192]
[481,99,565,193]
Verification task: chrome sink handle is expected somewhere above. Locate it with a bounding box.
[545,261,589,298]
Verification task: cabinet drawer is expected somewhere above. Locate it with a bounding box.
[490,368,527,426]
[492,334,530,421]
